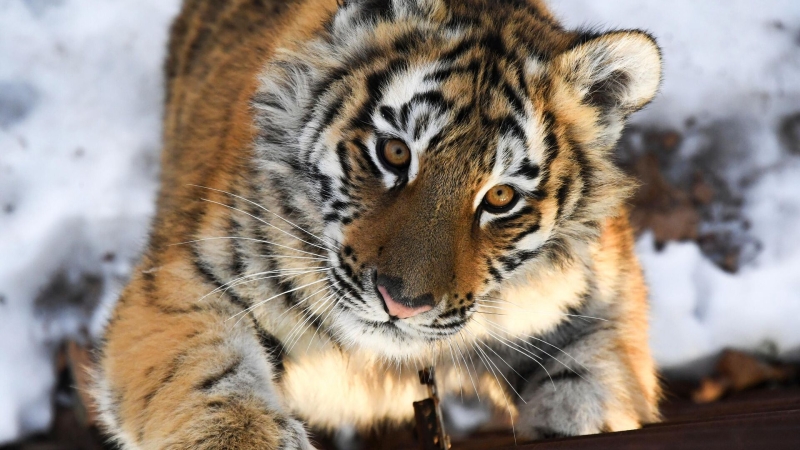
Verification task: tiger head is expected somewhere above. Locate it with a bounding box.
[253,0,661,359]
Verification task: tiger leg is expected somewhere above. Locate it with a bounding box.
[502,312,658,440]
[96,298,314,450]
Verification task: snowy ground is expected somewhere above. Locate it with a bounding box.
[1,0,799,444]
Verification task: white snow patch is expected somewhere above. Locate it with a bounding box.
[0,0,180,443]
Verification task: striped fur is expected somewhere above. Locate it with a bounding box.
[95,0,662,447]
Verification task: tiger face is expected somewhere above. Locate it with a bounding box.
[253,0,660,359]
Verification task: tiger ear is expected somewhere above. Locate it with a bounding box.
[552,31,662,116]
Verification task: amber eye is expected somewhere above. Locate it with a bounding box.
[378,138,411,173]
[483,185,518,213]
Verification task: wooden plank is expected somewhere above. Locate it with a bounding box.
[474,409,800,450]
[661,387,800,422]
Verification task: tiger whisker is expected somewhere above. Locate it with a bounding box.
[279,309,323,355]
[316,304,346,349]
[302,298,338,353]
[284,291,338,353]
[200,197,333,254]
[197,268,330,303]
[478,296,609,322]
[561,314,608,322]
[283,283,342,350]
[481,318,590,374]
[456,332,482,401]
[473,321,558,391]
[214,272,328,304]
[275,283,337,322]
[169,236,327,258]
[445,339,465,401]
[228,278,329,322]
[475,304,509,311]
[477,297,522,308]
[259,254,331,262]
[305,288,345,353]
[190,185,340,250]
[467,338,517,444]
[467,333,527,404]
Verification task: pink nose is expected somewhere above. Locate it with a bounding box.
[378,285,433,319]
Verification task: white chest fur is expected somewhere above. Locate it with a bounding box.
[280,350,430,429]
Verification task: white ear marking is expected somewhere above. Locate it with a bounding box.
[553,31,662,112]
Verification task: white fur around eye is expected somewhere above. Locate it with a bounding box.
[370,63,449,187]
[478,191,526,227]
[474,170,526,227]
[473,128,544,227]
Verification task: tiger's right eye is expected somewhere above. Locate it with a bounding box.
[482,184,518,214]
[377,139,411,174]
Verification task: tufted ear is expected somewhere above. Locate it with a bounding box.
[552,31,662,116]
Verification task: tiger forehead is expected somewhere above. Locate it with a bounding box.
[371,59,547,170]
[338,0,572,57]
[327,1,569,165]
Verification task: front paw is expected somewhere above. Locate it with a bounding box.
[516,374,607,439]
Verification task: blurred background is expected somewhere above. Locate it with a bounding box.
[1,0,800,448]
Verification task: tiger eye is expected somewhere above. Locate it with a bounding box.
[381,139,411,169]
[484,185,516,210]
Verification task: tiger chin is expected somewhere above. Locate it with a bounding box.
[95,0,663,448]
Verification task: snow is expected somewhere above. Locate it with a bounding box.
[1,0,799,444]
[0,0,180,443]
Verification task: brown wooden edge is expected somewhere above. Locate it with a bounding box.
[484,409,800,450]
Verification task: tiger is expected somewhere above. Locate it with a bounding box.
[94,0,663,448]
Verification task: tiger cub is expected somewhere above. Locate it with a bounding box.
[95,0,663,448]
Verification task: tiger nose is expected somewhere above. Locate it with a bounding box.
[375,274,434,319]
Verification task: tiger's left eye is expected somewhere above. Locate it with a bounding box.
[483,185,518,213]
[378,139,411,173]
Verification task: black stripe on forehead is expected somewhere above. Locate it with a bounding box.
[498,115,526,144]
[412,111,433,141]
[375,90,450,143]
[301,38,409,131]
[438,31,514,66]
[379,106,399,129]
[348,58,409,131]
[423,60,482,83]
[513,158,540,180]
[536,110,560,191]
[410,91,449,111]
[343,0,394,22]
